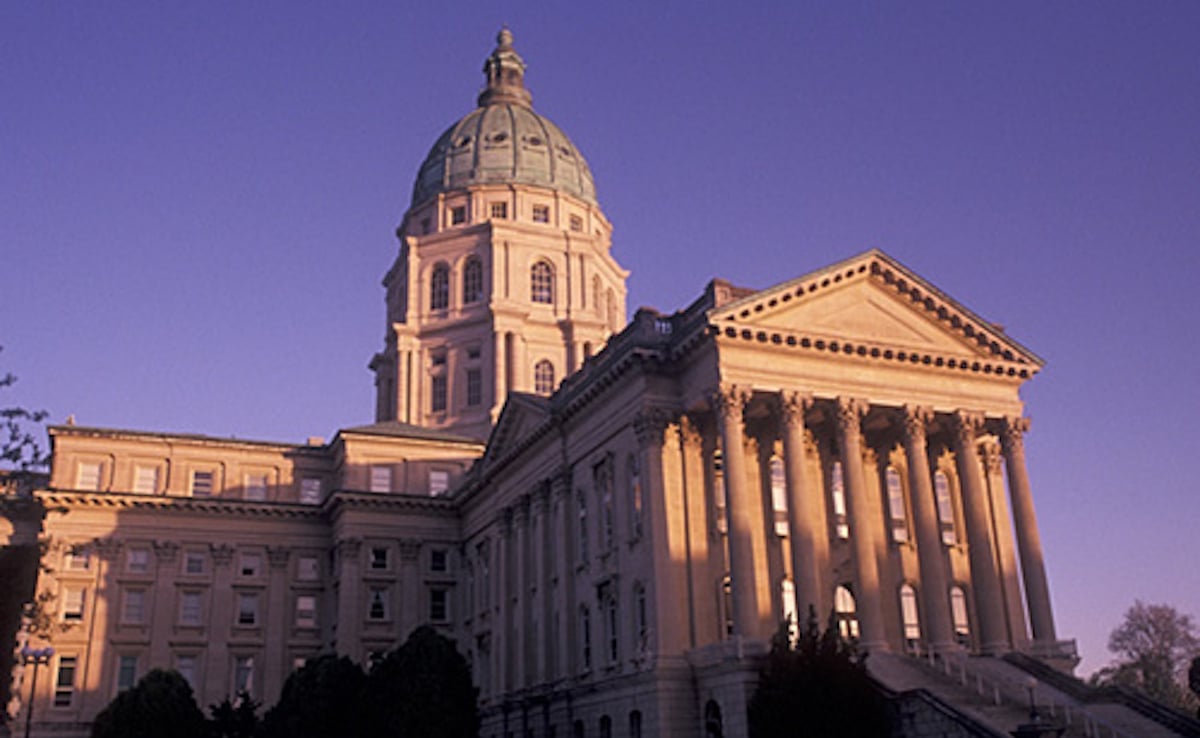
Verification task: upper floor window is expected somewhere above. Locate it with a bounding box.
[531,261,554,304]
[534,359,555,396]
[950,585,971,646]
[934,471,958,545]
[885,466,908,543]
[431,375,448,412]
[532,204,550,223]
[243,473,268,502]
[62,587,85,622]
[627,454,642,540]
[370,465,392,493]
[54,656,77,707]
[76,462,102,491]
[489,202,507,219]
[830,461,849,539]
[295,595,317,628]
[299,477,322,505]
[179,591,203,625]
[449,205,466,225]
[595,457,615,552]
[770,455,789,536]
[462,257,483,304]
[297,555,319,581]
[430,263,450,311]
[569,214,584,232]
[132,465,158,494]
[578,606,592,670]
[190,470,214,497]
[126,548,149,574]
[712,450,727,535]
[429,470,449,496]
[466,368,482,407]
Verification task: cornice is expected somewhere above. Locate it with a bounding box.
[35,490,327,520]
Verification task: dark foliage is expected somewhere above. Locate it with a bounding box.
[1189,656,1200,719]
[208,692,260,738]
[748,608,892,738]
[1,348,49,470]
[90,669,208,738]
[260,655,366,738]
[359,626,480,738]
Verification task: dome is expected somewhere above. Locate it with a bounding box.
[410,30,597,208]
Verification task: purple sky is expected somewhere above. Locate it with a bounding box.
[3,2,1198,676]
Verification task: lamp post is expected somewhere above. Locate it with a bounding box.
[18,646,54,738]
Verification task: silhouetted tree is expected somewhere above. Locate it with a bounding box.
[208,692,260,738]
[260,655,366,738]
[90,669,208,738]
[1,347,48,470]
[360,625,479,738]
[748,608,891,738]
[1189,656,1200,719]
[1090,600,1200,711]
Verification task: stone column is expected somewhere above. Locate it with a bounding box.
[494,510,511,694]
[207,544,236,704]
[399,539,421,641]
[551,467,573,679]
[534,483,553,684]
[264,546,290,700]
[333,538,362,658]
[149,541,179,668]
[636,408,685,655]
[951,412,1008,653]
[834,397,888,651]
[779,392,825,622]
[899,407,955,652]
[513,496,530,689]
[999,417,1057,643]
[981,439,1029,648]
[711,385,766,639]
[678,415,709,647]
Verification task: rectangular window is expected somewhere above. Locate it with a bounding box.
[122,589,145,624]
[62,587,85,622]
[466,368,482,406]
[116,655,137,692]
[490,202,508,219]
[532,204,550,223]
[770,456,789,537]
[233,656,254,696]
[175,655,197,687]
[126,548,149,574]
[935,472,958,545]
[297,555,319,581]
[430,549,448,573]
[431,375,447,412]
[237,593,259,626]
[76,462,102,491]
[179,592,203,625]
[450,205,466,225]
[64,549,90,571]
[429,470,449,497]
[569,214,583,232]
[243,473,268,501]
[370,547,389,570]
[886,467,909,543]
[368,588,389,621]
[295,595,317,628]
[239,553,261,578]
[54,656,77,707]
[133,466,158,494]
[369,466,392,493]
[466,346,481,360]
[191,470,215,497]
[596,459,615,552]
[183,552,206,575]
[429,588,448,622]
[831,461,849,539]
[299,477,322,505]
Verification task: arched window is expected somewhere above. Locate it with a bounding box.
[780,578,798,640]
[899,583,921,649]
[935,471,957,545]
[531,260,554,304]
[886,466,909,543]
[462,257,483,304]
[830,460,849,539]
[950,585,970,646]
[834,585,859,640]
[720,576,733,637]
[573,721,584,738]
[769,455,788,536]
[577,490,589,562]
[704,700,724,738]
[629,710,643,738]
[712,450,727,534]
[601,585,619,664]
[599,716,612,738]
[632,582,647,650]
[534,359,555,395]
[628,454,642,539]
[592,275,603,313]
[430,262,450,311]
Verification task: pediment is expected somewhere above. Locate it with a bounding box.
[479,393,551,470]
[709,250,1042,368]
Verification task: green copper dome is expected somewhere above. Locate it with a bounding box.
[411,30,597,208]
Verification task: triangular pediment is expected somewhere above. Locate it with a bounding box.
[709,250,1042,368]
[479,392,552,470]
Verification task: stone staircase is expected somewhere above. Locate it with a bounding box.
[868,650,1200,738]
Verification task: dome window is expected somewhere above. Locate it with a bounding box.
[450,206,466,226]
[430,263,450,311]
[532,204,550,224]
[531,260,554,304]
[527,136,543,146]
[490,131,509,143]
[454,136,472,148]
[463,257,484,304]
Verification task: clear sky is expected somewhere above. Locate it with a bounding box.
[3,2,1198,677]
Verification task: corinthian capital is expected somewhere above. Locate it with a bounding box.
[998,416,1030,455]
[979,439,1004,475]
[899,405,932,447]
[778,391,813,429]
[710,384,751,423]
[834,397,867,434]
[633,406,674,447]
[952,411,985,449]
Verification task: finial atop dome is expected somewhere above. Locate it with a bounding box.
[478,27,533,108]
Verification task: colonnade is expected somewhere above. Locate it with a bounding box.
[710,384,1056,655]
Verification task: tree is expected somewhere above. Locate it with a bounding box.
[1,347,48,470]
[260,655,366,738]
[359,625,479,738]
[1091,600,1200,711]
[1188,656,1200,719]
[208,693,260,738]
[748,608,892,738]
[91,669,208,738]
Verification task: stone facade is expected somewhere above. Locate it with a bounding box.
[5,30,1078,738]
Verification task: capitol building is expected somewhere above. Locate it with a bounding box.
[18,29,1185,738]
